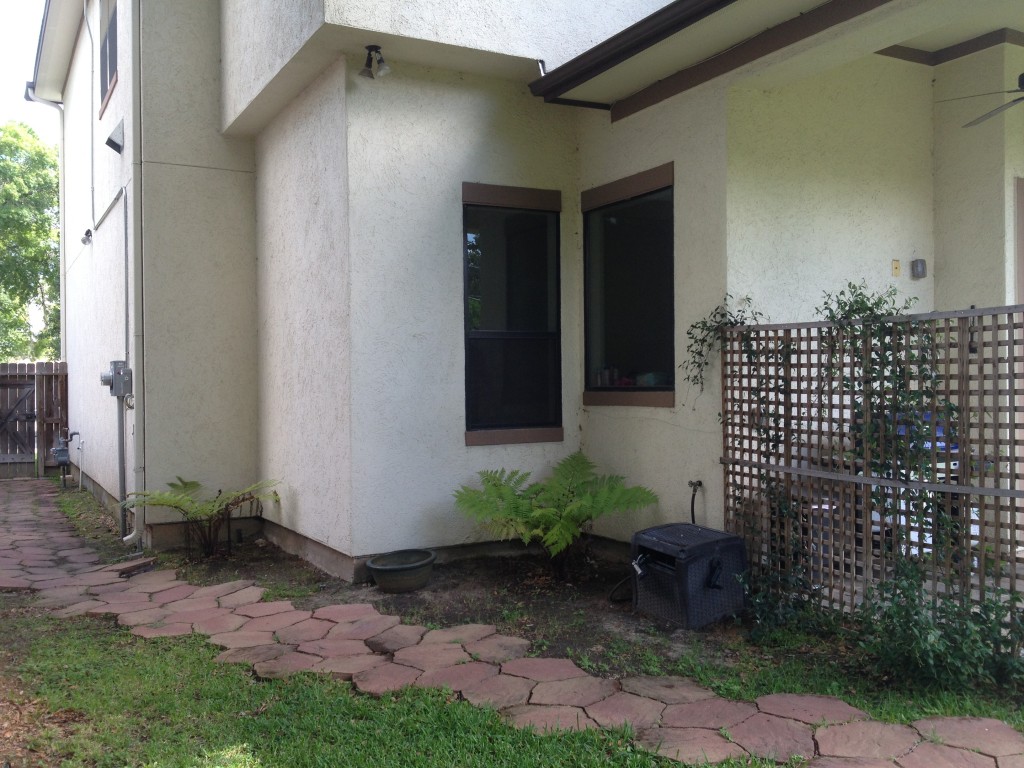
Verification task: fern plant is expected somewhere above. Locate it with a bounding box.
[454,452,657,568]
[122,477,277,559]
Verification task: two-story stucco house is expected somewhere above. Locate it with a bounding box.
[26,0,1024,578]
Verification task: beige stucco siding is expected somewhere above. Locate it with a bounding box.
[576,87,730,536]
[255,57,354,554]
[62,0,139,502]
[344,63,582,556]
[728,55,935,321]
[934,46,1015,310]
[137,0,259,518]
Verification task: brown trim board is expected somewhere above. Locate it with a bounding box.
[878,28,1024,67]
[1017,178,1024,304]
[462,182,561,212]
[583,391,675,408]
[465,427,565,446]
[582,163,673,212]
[611,0,895,122]
[529,0,739,102]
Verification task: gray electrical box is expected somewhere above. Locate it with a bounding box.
[100,360,133,397]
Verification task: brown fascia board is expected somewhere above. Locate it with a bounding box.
[878,28,1024,67]
[528,0,740,103]
[612,0,895,121]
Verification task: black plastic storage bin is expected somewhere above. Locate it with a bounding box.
[631,523,747,628]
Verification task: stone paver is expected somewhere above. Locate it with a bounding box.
[501,657,588,682]
[233,600,296,618]
[314,654,388,680]
[352,662,422,695]
[207,630,277,649]
[621,675,716,705]
[133,622,193,638]
[393,642,469,671]
[729,712,816,763]
[530,675,619,707]
[239,610,312,633]
[312,603,380,622]
[912,718,1024,758]
[756,693,867,725]
[662,697,758,729]
[637,727,749,764]
[897,740,996,768]
[297,637,372,658]
[505,704,598,732]
[4,478,1024,768]
[326,614,401,640]
[462,674,536,709]
[464,634,530,663]
[421,623,495,645]
[365,623,427,653]
[586,692,665,730]
[218,585,266,608]
[275,618,335,644]
[415,661,498,692]
[215,644,293,665]
[253,651,321,679]
[817,721,921,760]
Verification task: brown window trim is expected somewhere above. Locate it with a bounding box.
[462,182,562,212]
[583,164,675,406]
[465,427,565,447]
[99,71,118,118]
[581,163,673,212]
[583,391,674,408]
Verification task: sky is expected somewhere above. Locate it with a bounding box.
[1,0,60,147]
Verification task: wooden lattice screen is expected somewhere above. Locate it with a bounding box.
[721,306,1023,611]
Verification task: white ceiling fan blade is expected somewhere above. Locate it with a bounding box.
[963,96,1024,127]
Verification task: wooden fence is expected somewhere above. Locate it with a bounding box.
[0,362,69,479]
[721,305,1023,611]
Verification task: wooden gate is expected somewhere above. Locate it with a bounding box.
[0,362,69,479]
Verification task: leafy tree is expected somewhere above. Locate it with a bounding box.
[0,122,59,360]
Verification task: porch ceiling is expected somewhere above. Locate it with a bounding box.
[531,0,1024,119]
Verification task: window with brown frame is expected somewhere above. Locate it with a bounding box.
[463,183,563,444]
[583,164,674,407]
[99,0,118,108]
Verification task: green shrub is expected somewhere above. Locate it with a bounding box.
[856,558,1024,689]
[123,477,277,559]
[454,452,657,567]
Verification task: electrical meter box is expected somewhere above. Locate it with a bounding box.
[631,523,747,629]
[100,360,133,397]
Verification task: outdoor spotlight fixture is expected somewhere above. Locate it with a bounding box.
[81,229,93,245]
[359,45,390,79]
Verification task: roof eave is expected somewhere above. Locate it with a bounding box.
[31,0,81,103]
[528,0,739,101]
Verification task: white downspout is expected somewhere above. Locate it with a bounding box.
[122,0,146,548]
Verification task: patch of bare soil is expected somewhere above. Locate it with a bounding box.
[62,486,737,679]
[175,539,723,677]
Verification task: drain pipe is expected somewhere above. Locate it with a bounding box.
[76,438,85,490]
[122,0,146,551]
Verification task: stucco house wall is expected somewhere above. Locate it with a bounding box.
[137,0,259,522]
[62,0,139,503]
[35,0,1024,573]
[255,56,354,558]
[727,55,935,321]
[343,62,583,557]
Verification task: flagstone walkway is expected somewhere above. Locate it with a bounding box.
[2,478,1023,766]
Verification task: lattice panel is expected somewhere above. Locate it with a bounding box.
[721,307,1024,611]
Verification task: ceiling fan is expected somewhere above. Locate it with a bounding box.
[962,72,1024,127]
